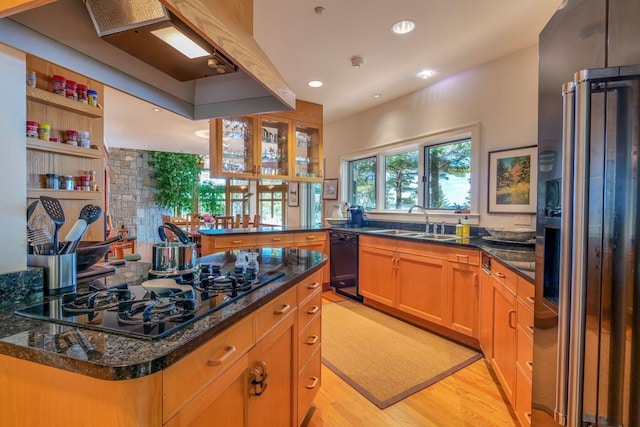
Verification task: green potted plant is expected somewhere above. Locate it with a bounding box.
[149,151,203,216]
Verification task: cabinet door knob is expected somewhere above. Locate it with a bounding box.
[306,306,320,315]
[206,345,236,366]
[494,272,506,278]
[306,335,319,345]
[307,282,320,290]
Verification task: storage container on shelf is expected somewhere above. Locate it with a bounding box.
[26,121,38,138]
[77,84,88,103]
[65,80,77,101]
[66,130,78,146]
[38,124,50,141]
[87,89,98,107]
[51,75,66,96]
[45,173,59,189]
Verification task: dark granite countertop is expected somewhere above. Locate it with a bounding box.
[198,224,328,236]
[0,248,326,381]
[334,226,536,281]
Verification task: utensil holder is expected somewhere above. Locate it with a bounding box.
[27,253,76,295]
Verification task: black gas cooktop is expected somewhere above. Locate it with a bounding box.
[15,263,285,340]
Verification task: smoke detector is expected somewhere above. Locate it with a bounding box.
[350,56,365,68]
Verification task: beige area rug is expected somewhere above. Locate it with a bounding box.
[321,300,482,409]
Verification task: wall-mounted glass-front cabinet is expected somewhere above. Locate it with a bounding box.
[210,100,323,182]
[294,122,322,181]
[259,115,290,179]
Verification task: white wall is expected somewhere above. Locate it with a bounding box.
[323,45,539,228]
[0,43,27,273]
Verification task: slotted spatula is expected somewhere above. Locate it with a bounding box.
[39,196,65,255]
[68,205,102,253]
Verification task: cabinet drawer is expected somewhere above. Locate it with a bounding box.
[163,314,254,421]
[297,347,322,427]
[257,233,294,246]
[298,315,321,368]
[396,240,445,258]
[447,247,480,265]
[298,288,322,332]
[515,363,533,426]
[517,300,535,339]
[294,231,327,243]
[214,234,257,249]
[255,286,297,340]
[492,261,517,294]
[517,328,533,383]
[297,270,323,304]
[359,235,396,250]
[517,276,535,310]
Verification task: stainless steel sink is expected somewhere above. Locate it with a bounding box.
[411,233,459,241]
[370,229,416,236]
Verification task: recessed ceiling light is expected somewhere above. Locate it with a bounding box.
[373,93,382,98]
[308,80,324,88]
[195,129,210,139]
[152,107,162,112]
[417,70,435,79]
[392,19,415,35]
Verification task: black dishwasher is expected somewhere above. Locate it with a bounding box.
[329,229,362,301]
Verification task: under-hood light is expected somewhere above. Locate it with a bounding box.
[151,26,210,59]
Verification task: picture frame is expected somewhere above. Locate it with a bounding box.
[488,145,538,214]
[322,178,339,200]
[288,182,299,207]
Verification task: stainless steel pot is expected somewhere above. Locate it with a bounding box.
[151,241,197,274]
[151,223,198,274]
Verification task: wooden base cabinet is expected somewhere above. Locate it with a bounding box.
[396,252,448,326]
[491,280,517,405]
[359,236,479,339]
[478,268,494,358]
[358,244,397,306]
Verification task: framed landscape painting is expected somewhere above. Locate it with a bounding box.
[323,178,339,200]
[488,145,537,213]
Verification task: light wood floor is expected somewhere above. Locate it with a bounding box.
[308,294,519,427]
[132,243,518,426]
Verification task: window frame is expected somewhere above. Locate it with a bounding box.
[341,123,480,216]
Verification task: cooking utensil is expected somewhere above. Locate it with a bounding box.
[68,205,102,253]
[26,200,38,224]
[28,214,54,254]
[59,219,87,254]
[75,242,113,271]
[39,196,65,255]
[151,241,198,275]
[158,225,168,242]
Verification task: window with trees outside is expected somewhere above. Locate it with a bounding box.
[344,125,476,213]
[348,156,377,209]
[424,139,471,210]
[385,150,418,210]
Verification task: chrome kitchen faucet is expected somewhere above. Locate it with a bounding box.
[409,205,430,233]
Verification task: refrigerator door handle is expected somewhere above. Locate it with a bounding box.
[565,71,592,427]
[555,81,575,426]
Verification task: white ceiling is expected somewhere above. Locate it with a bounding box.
[105,0,561,155]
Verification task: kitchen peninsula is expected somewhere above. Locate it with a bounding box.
[0,248,326,427]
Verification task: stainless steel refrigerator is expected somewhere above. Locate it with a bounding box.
[534,0,640,426]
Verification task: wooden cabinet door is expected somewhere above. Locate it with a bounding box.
[491,280,517,405]
[478,269,494,358]
[358,245,396,306]
[248,311,296,427]
[164,355,249,427]
[447,262,479,337]
[396,252,447,325]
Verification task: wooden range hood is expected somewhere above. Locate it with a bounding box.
[0,0,295,119]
